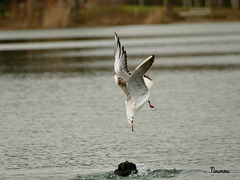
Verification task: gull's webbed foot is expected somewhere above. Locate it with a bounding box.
[148,101,155,108]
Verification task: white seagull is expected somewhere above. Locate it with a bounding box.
[113,33,155,132]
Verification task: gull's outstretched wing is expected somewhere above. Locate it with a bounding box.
[114,33,131,80]
[127,55,155,110]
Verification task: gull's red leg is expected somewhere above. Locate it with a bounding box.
[148,101,155,108]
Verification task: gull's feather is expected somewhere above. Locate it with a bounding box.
[114,33,131,81]
[127,55,154,111]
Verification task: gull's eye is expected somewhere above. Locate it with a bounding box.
[131,120,133,123]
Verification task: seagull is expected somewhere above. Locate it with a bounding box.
[113,33,155,132]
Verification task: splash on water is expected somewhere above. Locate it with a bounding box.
[72,164,182,180]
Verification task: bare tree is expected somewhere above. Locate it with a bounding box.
[10,0,18,18]
[205,0,210,7]
[163,0,168,8]
[182,0,192,10]
[205,0,217,8]
[194,0,200,7]
[217,0,222,8]
[231,0,239,9]
[138,0,144,6]
[26,0,34,20]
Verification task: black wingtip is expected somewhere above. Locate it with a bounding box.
[151,55,155,62]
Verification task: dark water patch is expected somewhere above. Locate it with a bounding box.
[1,63,240,74]
[1,56,240,74]
[1,31,239,44]
[72,169,182,180]
[1,49,240,63]
[72,172,116,180]
[155,51,240,58]
[0,37,112,44]
[153,64,240,71]
[1,35,240,52]
[0,65,109,74]
[19,48,239,60]
[123,51,240,59]
[0,41,111,51]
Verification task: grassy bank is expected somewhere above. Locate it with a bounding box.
[78,6,240,26]
[0,5,240,29]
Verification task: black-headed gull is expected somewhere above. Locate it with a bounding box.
[113,33,155,132]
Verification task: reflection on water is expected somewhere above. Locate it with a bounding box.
[0,22,240,74]
[0,22,240,179]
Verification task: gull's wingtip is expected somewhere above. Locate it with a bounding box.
[150,55,155,62]
[150,55,155,60]
[146,55,155,62]
[114,32,119,42]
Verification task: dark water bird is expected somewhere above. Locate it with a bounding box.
[113,32,155,132]
[114,161,138,176]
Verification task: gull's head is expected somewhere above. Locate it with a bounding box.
[128,118,134,132]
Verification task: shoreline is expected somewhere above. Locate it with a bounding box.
[1,19,239,31]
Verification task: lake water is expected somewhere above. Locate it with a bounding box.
[0,22,240,179]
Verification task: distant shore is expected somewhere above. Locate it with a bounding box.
[0,6,240,30]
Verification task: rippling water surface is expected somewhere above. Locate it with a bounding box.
[0,22,240,179]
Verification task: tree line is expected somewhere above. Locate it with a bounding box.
[1,0,240,12]
[0,0,239,29]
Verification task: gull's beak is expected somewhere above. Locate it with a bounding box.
[131,125,134,132]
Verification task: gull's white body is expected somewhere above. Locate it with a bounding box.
[113,33,154,130]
